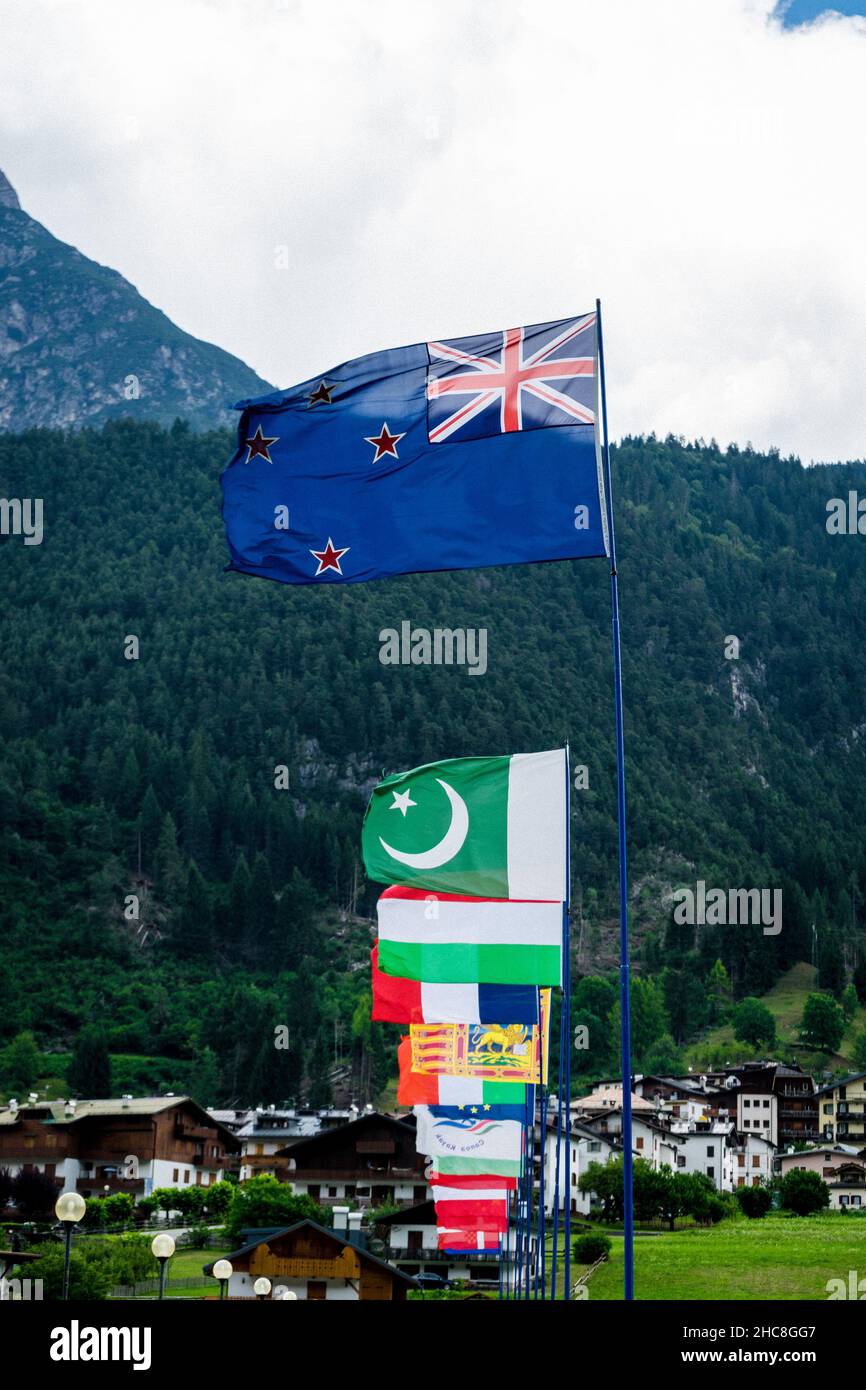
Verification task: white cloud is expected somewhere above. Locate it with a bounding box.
[1,0,865,460]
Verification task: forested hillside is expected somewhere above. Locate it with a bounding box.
[2,421,866,1102]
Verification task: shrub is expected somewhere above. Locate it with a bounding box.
[572,1233,611,1264]
[779,1169,830,1216]
[736,1185,772,1219]
[24,1241,113,1301]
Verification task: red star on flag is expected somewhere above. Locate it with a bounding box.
[310,537,350,576]
[364,421,405,462]
[307,380,336,406]
[243,425,278,464]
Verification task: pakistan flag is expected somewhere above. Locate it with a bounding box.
[362,749,567,900]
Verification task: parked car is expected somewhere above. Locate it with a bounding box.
[415,1272,451,1290]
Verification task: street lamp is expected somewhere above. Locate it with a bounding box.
[274,1287,297,1300]
[55,1192,87,1301]
[151,1234,175,1300]
[253,1276,271,1301]
[212,1258,233,1301]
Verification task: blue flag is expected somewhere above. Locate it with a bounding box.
[220,313,608,584]
[429,1103,527,1123]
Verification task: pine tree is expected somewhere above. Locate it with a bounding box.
[137,785,162,871]
[1,1030,41,1094]
[188,1046,222,1106]
[68,1025,112,1098]
[154,813,184,903]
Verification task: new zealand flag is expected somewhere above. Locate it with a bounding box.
[221,314,608,585]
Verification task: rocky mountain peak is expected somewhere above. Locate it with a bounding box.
[0,168,21,211]
[0,166,273,431]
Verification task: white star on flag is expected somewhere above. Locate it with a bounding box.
[390,789,417,817]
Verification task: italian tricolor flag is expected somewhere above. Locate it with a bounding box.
[397,1037,525,1106]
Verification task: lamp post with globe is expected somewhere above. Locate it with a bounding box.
[212,1258,233,1301]
[253,1276,271,1301]
[151,1233,175,1300]
[55,1192,87,1301]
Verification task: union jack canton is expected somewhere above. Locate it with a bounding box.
[426,312,597,445]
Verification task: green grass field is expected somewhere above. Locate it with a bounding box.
[112,1244,232,1300]
[581,1214,866,1301]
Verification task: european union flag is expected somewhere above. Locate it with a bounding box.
[221,312,608,585]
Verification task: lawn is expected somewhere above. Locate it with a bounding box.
[684,962,866,1070]
[111,1244,233,1299]
[584,1214,866,1301]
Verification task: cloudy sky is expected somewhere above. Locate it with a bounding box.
[1,0,865,461]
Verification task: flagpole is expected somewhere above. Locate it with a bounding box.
[550,983,564,1296]
[596,297,634,1302]
[536,1081,546,1299]
[563,745,572,1299]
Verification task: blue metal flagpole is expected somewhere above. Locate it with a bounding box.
[550,980,565,1296]
[563,745,572,1299]
[536,1079,546,1298]
[596,297,634,1301]
[523,1087,533,1298]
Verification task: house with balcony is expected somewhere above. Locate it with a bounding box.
[0,1096,238,1200]
[378,1199,501,1285]
[777,1143,866,1210]
[277,1112,430,1209]
[535,1114,618,1217]
[815,1073,866,1146]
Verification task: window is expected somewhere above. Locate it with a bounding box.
[737,1177,745,1188]
[172,1168,179,1183]
[413,1186,426,1200]
[706,1146,714,1157]
[762,1119,769,1128]
[677,1156,686,1168]
[588,1142,601,1153]
[636,1137,644,1150]
[706,1167,714,1178]
[852,1195,862,1207]
[743,1099,750,1108]
[752,1177,760,1187]
[752,1156,760,1167]
[328,1186,338,1197]
[184,1170,190,1184]
[737,1154,745,1167]
[763,1100,770,1109]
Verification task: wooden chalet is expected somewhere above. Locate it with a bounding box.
[0,1096,238,1200]
[277,1112,429,1209]
[203,1219,418,1300]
